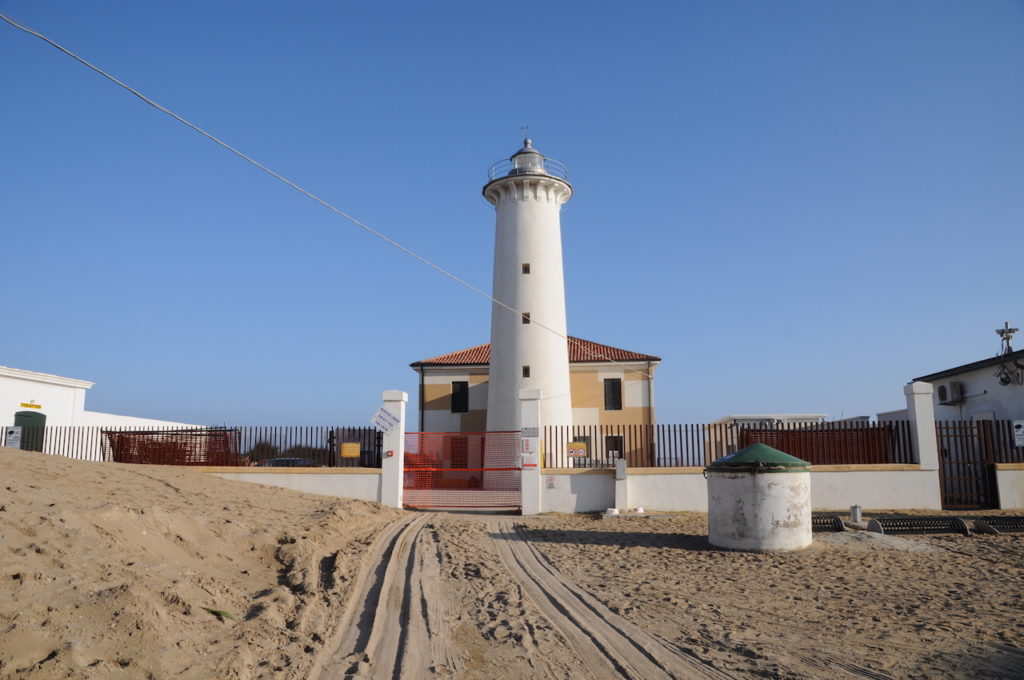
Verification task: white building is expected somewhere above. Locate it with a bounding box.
[1,364,196,438]
[911,348,1024,421]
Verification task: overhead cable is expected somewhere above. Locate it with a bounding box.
[0,11,655,383]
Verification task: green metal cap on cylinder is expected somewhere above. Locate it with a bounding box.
[706,443,810,473]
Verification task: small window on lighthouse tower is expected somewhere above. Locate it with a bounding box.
[521,263,530,274]
[522,366,531,378]
[522,312,531,324]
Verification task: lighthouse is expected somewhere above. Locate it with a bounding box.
[483,139,574,431]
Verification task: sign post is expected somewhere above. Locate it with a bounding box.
[372,406,401,434]
[376,391,407,509]
[519,388,543,515]
[4,426,22,450]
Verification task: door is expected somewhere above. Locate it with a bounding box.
[13,411,46,452]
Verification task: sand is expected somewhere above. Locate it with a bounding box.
[1,446,1022,679]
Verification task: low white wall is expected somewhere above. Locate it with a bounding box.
[205,468,382,503]
[613,465,942,513]
[996,465,1024,509]
[541,469,615,513]
[627,469,706,511]
[197,463,1024,512]
[808,465,940,510]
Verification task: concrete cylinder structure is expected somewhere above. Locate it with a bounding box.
[706,443,812,552]
[483,139,573,431]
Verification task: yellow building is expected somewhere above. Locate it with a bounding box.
[410,337,660,433]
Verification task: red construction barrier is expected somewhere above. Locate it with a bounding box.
[403,431,521,509]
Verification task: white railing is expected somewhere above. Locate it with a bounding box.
[487,157,569,181]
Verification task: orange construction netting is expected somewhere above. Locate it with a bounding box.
[403,431,521,509]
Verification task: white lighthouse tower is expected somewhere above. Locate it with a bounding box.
[483,139,574,431]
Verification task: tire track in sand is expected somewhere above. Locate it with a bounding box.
[311,512,457,680]
[490,519,734,680]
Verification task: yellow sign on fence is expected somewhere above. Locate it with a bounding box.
[340,442,361,458]
[567,441,589,458]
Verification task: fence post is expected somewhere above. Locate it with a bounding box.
[904,381,939,470]
[379,390,407,509]
[614,458,629,511]
[519,388,542,515]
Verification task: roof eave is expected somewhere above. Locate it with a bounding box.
[913,349,1024,383]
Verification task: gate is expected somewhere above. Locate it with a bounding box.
[403,431,521,510]
[936,421,999,509]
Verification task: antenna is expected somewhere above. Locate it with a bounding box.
[996,321,1018,355]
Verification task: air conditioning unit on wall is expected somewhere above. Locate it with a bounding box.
[936,381,966,405]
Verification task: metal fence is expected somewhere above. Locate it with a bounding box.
[936,419,1024,509]
[1,426,383,467]
[544,421,916,468]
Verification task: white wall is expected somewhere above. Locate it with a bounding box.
[627,470,707,511]
[927,363,1024,421]
[207,469,382,503]
[809,467,941,510]
[996,466,1024,509]
[422,410,463,433]
[608,466,945,513]
[1,367,91,426]
[1,366,196,430]
[540,469,615,513]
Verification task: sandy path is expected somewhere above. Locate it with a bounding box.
[489,519,729,680]
[313,513,586,679]
[312,513,452,679]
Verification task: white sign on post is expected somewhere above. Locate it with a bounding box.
[1013,420,1024,448]
[4,426,22,450]
[371,406,400,434]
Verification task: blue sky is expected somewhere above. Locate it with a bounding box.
[2,1,1021,425]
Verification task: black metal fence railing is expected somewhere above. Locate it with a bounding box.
[935,419,1023,509]
[544,421,916,468]
[1,426,383,468]
[233,426,383,468]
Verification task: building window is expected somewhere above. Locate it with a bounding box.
[522,365,531,378]
[522,312,531,324]
[451,381,469,413]
[605,435,625,459]
[604,378,622,411]
[522,263,530,274]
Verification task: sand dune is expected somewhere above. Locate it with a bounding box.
[0,447,401,678]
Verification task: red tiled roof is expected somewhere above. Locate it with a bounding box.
[410,337,660,367]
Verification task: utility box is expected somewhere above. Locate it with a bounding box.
[706,443,812,552]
